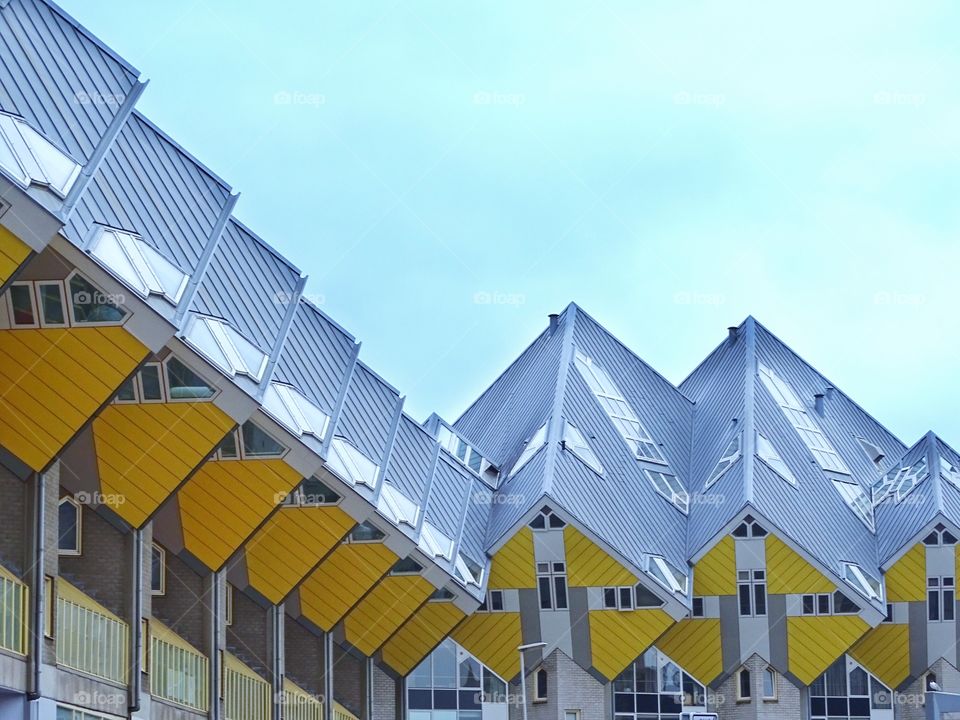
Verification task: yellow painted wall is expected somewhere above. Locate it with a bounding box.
[178,459,302,570]
[850,624,910,689]
[564,525,635,587]
[244,506,355,604]
[589,609,674,680]
[766,535,834,594]
[452,612,522,680]
[298,542,397,631]
[0,327,146,471]
[656,618,723,685]
[94,402,234,527]
[488,528,536,589]
[886,544,925,602]
[693,536,736,596]
[344,575,434,656]
[381,602,466,676]
[787,615,869,684]
[0,227,31,286]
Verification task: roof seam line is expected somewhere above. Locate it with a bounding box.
[742,316,757,505]
[257,274,308,399]
[542,305,577,497]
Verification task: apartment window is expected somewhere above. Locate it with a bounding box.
[810,657,891,719]
[801,591,860,616]
[88,226,188,305]
[737,668,751,701]
[151,544,166,596]
[455,553,484,587]
[564,712,580,720]
[926,673,938,692]
[732,515,767,538]
[841,562,882,603]
[873,456,929,505]
[225,583,233,626]
[326,436,379,486]
[647,556,687,595]
[285,477,340,507]
[534,668,548,702]
[0,111,81,195]
[928,577,955,622]
[429,588,455,602]
[165,358,216,400]
[377,482,420,526]
[262,381,329,439]
[511,423,547,477]
[924,523,958,546]
[420,521,454,561]
[833,479,875,532]
[562,421,603,474]
[613,649,705,715]
[479,590,504,612]
[139,363,164,401]
[537,562,568,610]
[346,522,386,543]
[186,314,267,381]
[68,273,127,325]
[762,667,778,700]
[644,468,689,514]
[58,497,81,556]
[755,432,798,486]
[7,280,68,328]
[738,570,766,617]
[692,597,704,617]
[36,281,67,327]
[390,557,423,576]
[407,639,508,712]
[883,603,893,623]
[529,506,565,530]
[6,282,37,327]
[242,422,285,458]
[705,433,742,488]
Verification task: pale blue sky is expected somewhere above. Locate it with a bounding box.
[63,1,960,444]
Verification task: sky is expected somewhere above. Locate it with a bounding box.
[60,0,960,444]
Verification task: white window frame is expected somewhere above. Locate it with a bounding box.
[137,362,166,404]
[378,482,419,527]
[647,555,687,595]
[455,553,484,588]
[705,433,742,489]
[534,668,548,702]
[537,561,568,610]
[479,589,505,612]
[756,432,798,486]
[262,382,329,440]
[841,562,883,603]
[88,226,189,305]
[151,543,166,597]
[161,355,218,404]
[326,436,379,487]
[833,479,875,532]
[644,468,689,513]
[738,570,767,617]
[928,576,955,623]
[757,363,849,474]
[64,270,128,328]
[562,421,603,474]
[736,667,751,702]
[34,280,68,328]
[511,423,547,477]
[420,521,454,560]
[762,667,778,701]
[5,281,39,328]
[186,315,268,381]
[57,497,82,557]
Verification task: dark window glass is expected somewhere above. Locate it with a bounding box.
[490,591,504,611]
[300,477,340,505]
[802,595,815,615]
[604,588,617,608]
[529,515,546,529]
[818,594,831,615]
[739,670,751,699]
[10,284,35,325]
[692,597,704,617]
[219,431,239,459]
[945,589,955,621]
[614,694,635,713]
[738,584,752,616]
[391,557,422,575]
[58,500,79,552]
[554,577,568,609]
[833,591,859,614]
[732,523,748,538]
[849,698,870,716]
[467,450,483,473]
[39,283,65,325]
[151,545,164,593]
[754,584,767,616]
[619,587,633,609]
[459,690,482,710]
[929,590,940,621]
[750,523,767,537]
[635,583,663,608]
[242,421,284,457]
[459,657,481,688]
[69,274,125,324]
[548,513,566,528]
[350,522,385,542]
[538,577,552,609]
[883,603,893,622]
[433,689,457,709]
[636,693,658,712]
[535,669,547,699]
[408,689,431,709]
[167,358,215,399]
[925,531,940,546]
[140,365,163,401]
[116,377,136,402]
[660,693,683,713]
[944,531,958,545]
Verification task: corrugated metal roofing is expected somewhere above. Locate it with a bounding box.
[458,478,492,566]
[875,435,937,563]
[385,414,437,504]
[424,456,471,538]
[0,0,138,163]
[334,362,401,464]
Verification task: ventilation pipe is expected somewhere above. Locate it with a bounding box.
[727,326,738,344]
[814,393,825,416]
[548,313,559,335]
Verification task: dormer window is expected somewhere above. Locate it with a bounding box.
[647,555,687,595]
[529,506,565,530]
[436,424,496,478]
[833,479,874,532]
[326,437,379,487]
[511,424,547,477]
[873,457,929,505]
[186,315,267,381]
[89,226,188,305]
[378,482,420,527]
[420,521,455,560]
[212,421,286,461]
[562,422,603,474]
[0,111,81,196]
[841,562,882,603]
[705,433,742,489]
[262,382,329,440]
[455,553,484,587]
[756,433,797,486]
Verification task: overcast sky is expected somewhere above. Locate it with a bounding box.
[62,1,960,445]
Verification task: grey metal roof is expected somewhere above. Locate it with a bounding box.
[0,0,138,164]
[333,361,402,464]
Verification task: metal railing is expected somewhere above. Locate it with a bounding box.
[224,652,270,720]
[333,702,360,720]
[0,566,26,655]
[282,678,324,720]
[150,622,209,711]
[55,582,128,684]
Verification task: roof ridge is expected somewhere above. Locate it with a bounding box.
[32,0,140,78]
[541,304,577,496]
[742,317,757,505]
[130,110,233,192]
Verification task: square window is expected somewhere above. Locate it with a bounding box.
[604,588,617,609]
[692,597,704,617]
[8,283,36,327]
[490,590,504,611]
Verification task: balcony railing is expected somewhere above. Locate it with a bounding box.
[0,565,27,655]
[55,580,128,684]
[282,678,323,720]
[150,621,209,711]
[224,652,270,720]
[333,702,360,720]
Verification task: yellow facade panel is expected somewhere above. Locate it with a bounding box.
[787,615,869,685]
[766,535,834,595]
[488,528,536,589]
[298,543,397,632]
[451,612,522,680]
[344,575,434,656]
[0,226,31,284]
[244,506,354,604]
[565,525,636,587]
[850,624,910,689]
[589,609,674,680]
[381,602,466,676]
[693,536,736,596]
[886,544,925,602]
[656,618,723,685]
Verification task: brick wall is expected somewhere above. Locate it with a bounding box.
[711,654,802,720]
[897,659,960,720]
[334,643,364,716]
[371,662,397,720]
[226,590,269,680]
[285,617,325,696]
[0,464,27,575]
[508,650,606,720]
[151,551,208,652]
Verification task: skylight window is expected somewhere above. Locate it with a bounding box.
[436,424,495,477]
[378,482,420,527]
[940,455,960,492]
[647,555,687,595]
[262,382,330,440]
[0,111,81,196]
[756,433,798,486]
[757,363,849,474]
[511,424,547,477]
[186,315,268,381]
[644,469,688,513]
[873,457,929,505]
[327,436,379,487]
[455,553,484,587]
[89,227,188,305]
[856,437,886,468]
[420,521,455,560]
[562,422,603,474]
[833,479,875,532]
[705,433,742,489]
[841,562,882,603]
[574,351,666,463]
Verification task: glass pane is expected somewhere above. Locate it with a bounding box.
[38,283,64,325]
[300,477,339,505]
[69,274,126,324]
[218,431,239,459]
[459,657,481,688]
[849,667,868,696]
[166,358,215,399]
[554,577,568,609]
[754,584,767,616]
[408,657,432,688]
[151,546,164,592]
[661,662,681,693]
[432,641,456,688]
[116,377,136,402]
[9,284,34,325]
[58,501,78,552]
[140,365,163,401]
[482,668,506,702]
[350,522,385,542]
[241,421,284,457]
[738,584,752,615]
[538,577,552,610]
